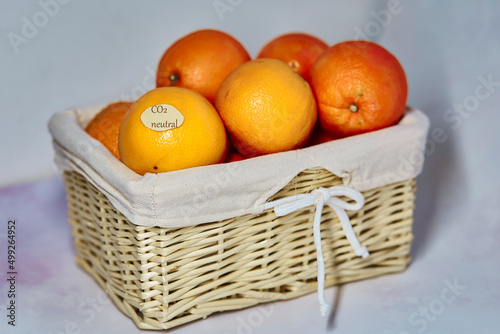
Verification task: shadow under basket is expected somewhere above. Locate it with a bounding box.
[63,167,416,330]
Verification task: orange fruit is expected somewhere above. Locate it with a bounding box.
[224,145,246,163]
[306,124,337,147]
[156,29,251,104]
[215,58,317,158]
[257,32,328,82]
[310,40,408,138]
[118,87,227,175]
[225,151,246,163]
[85,101,132,159]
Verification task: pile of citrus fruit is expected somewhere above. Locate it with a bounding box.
[86,29,408,175]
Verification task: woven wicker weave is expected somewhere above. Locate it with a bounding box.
[63,167,416,330]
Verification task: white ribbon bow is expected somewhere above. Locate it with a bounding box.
[263,185,368,317]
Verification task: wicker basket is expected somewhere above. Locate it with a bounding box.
[63,165,416,330]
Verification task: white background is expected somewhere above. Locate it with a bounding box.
[1,1,500,333]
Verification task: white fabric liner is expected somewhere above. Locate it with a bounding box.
[48,105,429,228]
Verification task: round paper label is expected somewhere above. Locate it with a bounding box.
[140,104,184,131]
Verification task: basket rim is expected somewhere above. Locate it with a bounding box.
[50,106,429,228]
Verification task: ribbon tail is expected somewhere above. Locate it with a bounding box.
[312,199,330,317]
[329,203,369,258]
